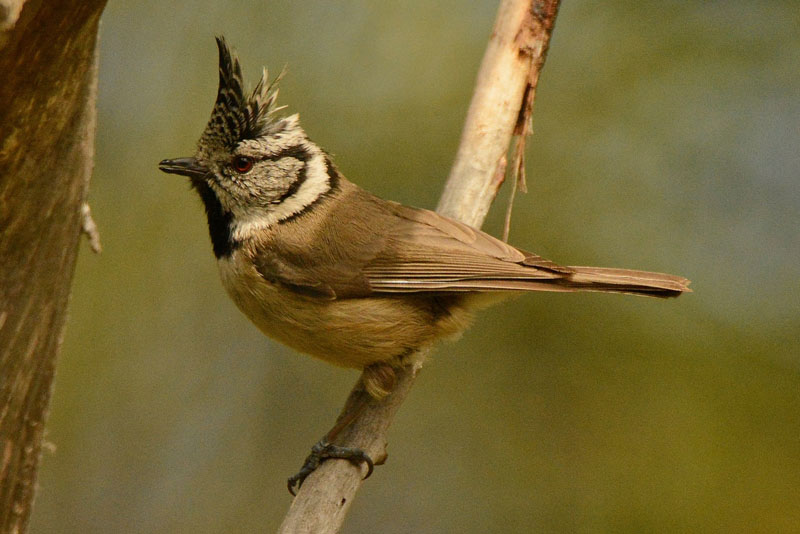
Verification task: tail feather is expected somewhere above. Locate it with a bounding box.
[558,266,691,298]
[431,267,691,298]
[371,267,691,298]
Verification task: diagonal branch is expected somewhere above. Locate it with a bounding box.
[279,1,561,532]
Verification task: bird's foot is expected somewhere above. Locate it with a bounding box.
[287,438,374,496]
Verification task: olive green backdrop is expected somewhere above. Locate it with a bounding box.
[31,1,799,532]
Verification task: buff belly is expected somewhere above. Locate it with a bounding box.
[217,254,474,369]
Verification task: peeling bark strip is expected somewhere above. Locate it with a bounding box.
[0,1,107,532]
[279,1,561,532]
[502,0,560,241]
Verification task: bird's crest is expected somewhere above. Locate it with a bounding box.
[200,37,285,150]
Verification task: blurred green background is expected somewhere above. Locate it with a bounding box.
[30,1,799,532]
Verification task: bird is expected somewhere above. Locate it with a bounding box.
[159,37,691,494]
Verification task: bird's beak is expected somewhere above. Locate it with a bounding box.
[158,157,209,178]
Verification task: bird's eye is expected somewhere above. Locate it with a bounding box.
[232,156,254,173]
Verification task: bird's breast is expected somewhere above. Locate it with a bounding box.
[215,251,469,369]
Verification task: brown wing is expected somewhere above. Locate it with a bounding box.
[254,185,572,299]
[361,201,573,292]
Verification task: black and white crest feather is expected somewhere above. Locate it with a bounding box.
[200,37,284,149]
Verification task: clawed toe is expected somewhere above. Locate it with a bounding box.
[287,439,374,496]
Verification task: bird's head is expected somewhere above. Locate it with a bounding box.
[159,37,335,239]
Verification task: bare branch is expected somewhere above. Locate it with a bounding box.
[437,0,559,226]
[279,1,561,532]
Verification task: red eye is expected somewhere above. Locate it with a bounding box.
[232,156,254,173]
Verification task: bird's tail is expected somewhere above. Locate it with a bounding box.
[421,266,691,298]
[549,266,691,298]
[488,266,689,298]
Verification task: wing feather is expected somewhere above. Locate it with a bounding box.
[254,188,570,299]
[359,202,570,293]
[253,185,688,300]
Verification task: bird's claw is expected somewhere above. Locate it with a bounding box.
[287,438,374,496]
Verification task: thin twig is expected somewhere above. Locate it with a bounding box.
[80,202,102,253]
[279,2,560,532]
[502,136,526,242]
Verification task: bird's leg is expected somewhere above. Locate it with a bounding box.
[287,362,396,496]
[287,395,372,496]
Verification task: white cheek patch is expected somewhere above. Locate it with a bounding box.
[231,149,330,240]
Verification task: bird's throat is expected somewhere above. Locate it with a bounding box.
[191,178,238,259]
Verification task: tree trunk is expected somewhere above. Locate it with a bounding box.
[0,1,107,532]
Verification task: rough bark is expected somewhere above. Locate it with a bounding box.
[278,1,561,532]
[0,1,106,532]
